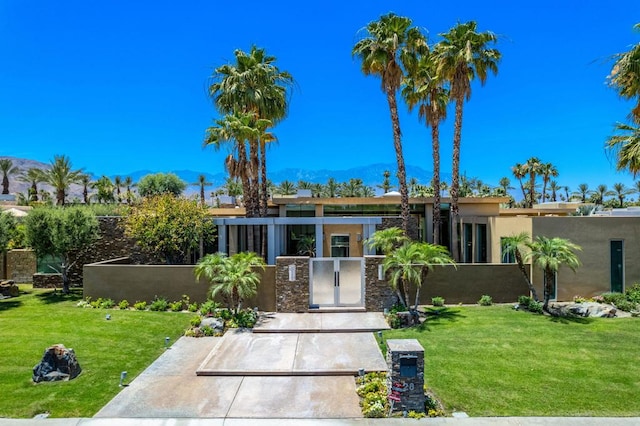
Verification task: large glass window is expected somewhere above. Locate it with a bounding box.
[285,204,315,217]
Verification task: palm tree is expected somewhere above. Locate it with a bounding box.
[402,50,448,244]
[208,45,293,219]
[0,159,19,195]
[436,21,500,259]
[572,183,590,203]
[124,176,135,204]
[43,155,83,206]
[113,176,122,203]
[501,232,539,301]
[610,182,633,207]
[18,168,45,202]
[192,174,213,207]
[497,177,513,196]
[548,180,560,202]
[526,236,581,313]
[383,241,455,312]
[605,122,640,177]
[323,178,340,198]
[607,23,640,122]
[364,226,409,256]
[93,176,115,204]
[511,163,528,205]
[377,170,394,194]
[80,174,92,204]
[589,184,609,205]
[540,162,558,203]
[523,157,542,207]
[353,13,427,234]
[275,180,297,195]
[194,251,265,314]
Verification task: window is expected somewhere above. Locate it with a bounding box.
[330,234,350,257]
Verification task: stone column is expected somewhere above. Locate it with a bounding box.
[386,339,426,412]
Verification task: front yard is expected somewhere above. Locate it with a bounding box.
[383,305,640,416]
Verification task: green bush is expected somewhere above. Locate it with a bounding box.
[518,295,532,306]
[187,303,199,312]
[134,301,147,311]
[169,301,183,312]
[386,313,402,329]
[149,297,169,312]
[190,315,202,327]
[199,300,219,316]
[432,296,445,307]
[118,300,130,310]
[601,292,626,305]
[625,283,640,304]
[99,298,115,309]
[356,372,388,418]
[527,300,544,314]
[613,300,637,312]
[200,325,215,336]
[478,295,493,306]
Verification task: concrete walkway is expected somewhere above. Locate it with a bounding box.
[96,312,388,419]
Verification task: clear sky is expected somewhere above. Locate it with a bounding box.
[1,0,639,191]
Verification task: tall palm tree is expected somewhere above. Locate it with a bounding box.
[610,182,633,207]
[18,168,45,202]
[80,174,92,204]
[44,155,83,206]
[497,177,513,196]
[523,157,542,207]
[275,180,297,196]
[208,45,293,219]
[605,122,640,177]
[402,50,449,244]
[501,232,538,301]
[511,163,528,205]
[436,21,500,260]
[572,183,590,203]
[323,178,340,198]
[93,175,115,204]
[548,180,560,202]
[192,174,212,207]
[589,184,609,205]
[377,170,394,194]
[124,176,135,204]
[353,13,427,234]
[0,159,19,195]
[526,236,581,313]
[539,162,558,203]
[607,23,640,122]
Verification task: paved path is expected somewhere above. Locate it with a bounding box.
[95,312,388,419]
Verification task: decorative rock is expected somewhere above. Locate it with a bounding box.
[0,280,19,297]
[32,344,82,383]
[552,302,619,318]
[200,317,224,331]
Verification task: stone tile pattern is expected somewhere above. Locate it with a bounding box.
[6,249,36,283]
[364,255,396,311]
[276,256,310,312]
[386,339,426,412]
[32,273,63,288]
[380,217,419,241]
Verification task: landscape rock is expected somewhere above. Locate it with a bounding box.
[551,302,623,318]
[32,344,82,383]
[0,280,19,297]
[200,317,224,331]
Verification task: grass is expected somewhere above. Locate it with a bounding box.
[383,305,640,417]
[0,286,192,418]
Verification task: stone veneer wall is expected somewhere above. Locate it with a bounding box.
[33,273,63,289]
[6,249,37,283]
[386,339,426,412]
[379,217,419,241]
[275,256,310,312]
[0,253,5,279]
[364,255,396,311]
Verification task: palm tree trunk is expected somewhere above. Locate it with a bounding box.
[450,97,463,261]
[517,178,527,205]
[56,189,65,206]
[385,89,409,234]
[515,249,538,301]
[1,176,8,194]
[259,142,268,217]
[543,268,554,313]
[431,124,441,245]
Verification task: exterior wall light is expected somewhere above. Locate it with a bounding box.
[288,264,296,281]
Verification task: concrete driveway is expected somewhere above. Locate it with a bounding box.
[95,312,389,419]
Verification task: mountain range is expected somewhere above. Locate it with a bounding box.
[1,156,445,198]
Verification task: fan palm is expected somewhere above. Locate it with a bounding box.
[353,13,427,234]
[436,21,500,259]
[605,122,640,177]
[523,157,542,207]
[607,23,640,122]
[192,174,213,207]
[511,163,528,205]
[526,236,581,312]
[540,162,558,203]
[0,159,19,195]
[402,50,448,244]
[44,155,83,206]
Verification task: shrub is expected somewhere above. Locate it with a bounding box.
[386,313,403,329]
[190,315,202,327]
[518,295,532,306]
[356,372,388,418]
[200,325,215,336]
[573,295,588,303]
[408,411,426,419]
[431,297,445,307]
[232,309,258,328]
[601,292,626,305]
[199,300,219,316]
[527,300,544,314]
[478,295,493,306]
[625,283,640,304]
[169,301,183,312]
[118,300,130,310]
[134,301,147,311]
[149,297,169,312]
[188,303,199,312]
[99,298,115,309]
[613,300,637,312]
[89,297,103,308]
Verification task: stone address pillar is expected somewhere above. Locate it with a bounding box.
[386,339,426,412]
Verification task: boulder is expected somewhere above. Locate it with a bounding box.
[0,280,19,297]
[552,302,618,318]
[32,344,82,383]
[200,317,224,331]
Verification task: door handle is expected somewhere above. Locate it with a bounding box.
[335,271,339,287]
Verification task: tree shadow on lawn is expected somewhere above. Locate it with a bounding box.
[416,307,465,331]
[547,314,594,325]
[35,288,83,304]
[0,299,23,311]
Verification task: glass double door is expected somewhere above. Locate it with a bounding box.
[310,258,363,307]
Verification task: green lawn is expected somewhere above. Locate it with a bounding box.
[0,286,192,418]
[383,305,640,417]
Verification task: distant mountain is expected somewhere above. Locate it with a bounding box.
[1,156,443,198]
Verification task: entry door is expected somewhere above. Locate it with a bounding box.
[310,258,363,307]
[610,240,624,293]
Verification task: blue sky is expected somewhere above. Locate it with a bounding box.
[1,0,639,191]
